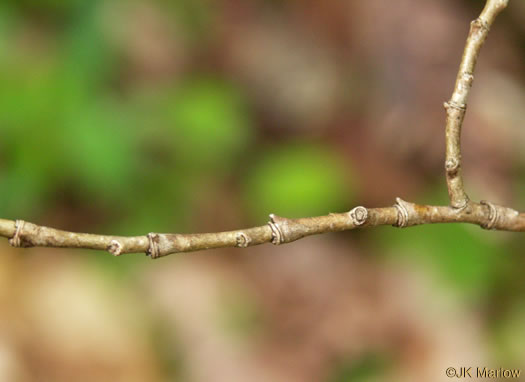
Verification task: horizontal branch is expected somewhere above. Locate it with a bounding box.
[1,199,524,258]
[0,0,515,258]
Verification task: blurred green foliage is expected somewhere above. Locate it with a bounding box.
[0,1,133,217]
[0,1,256,231]
[375,187,509,303]
[216,284,265,341]
[1,0,525,379]
[162,0,213,39]
[0,0,351,227]
[244,143,353,220]
[328,352,392,382]
[379,223,506,301]
[167,78,253,173]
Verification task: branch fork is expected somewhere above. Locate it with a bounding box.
[0,0,520,258]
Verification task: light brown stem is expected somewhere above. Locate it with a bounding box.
[0,0,517,259]
[1,199,524,258]
[444,0,509,208]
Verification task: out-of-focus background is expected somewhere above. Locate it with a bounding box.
[0,0,524,380]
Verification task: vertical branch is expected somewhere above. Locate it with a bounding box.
[444,0,509,209]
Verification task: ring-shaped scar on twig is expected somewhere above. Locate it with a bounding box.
[472,17,490,33]
[445,158,460,174]
[453,198,471,212]
[235,232,251,248]
[8,219,25,248]
[394,198,409,228]
[444,100,467,111]
[147,233,161,259]
[461,72,475,84]
[480,200,498,230]
[268,214,284,245]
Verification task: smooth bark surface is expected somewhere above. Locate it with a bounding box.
[1,0,516,259]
